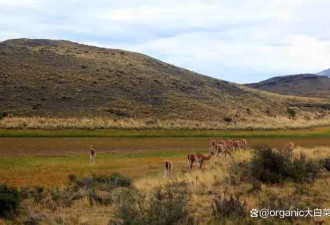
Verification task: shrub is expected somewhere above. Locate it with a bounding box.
[251,145,289,183]
[0,112,8,120]
[91,173,132,190]
[212,194,247,219]
[246,108,252,115]
[285,154,321,183]
[320,157,330,171]
[0,184,20,219]
[110,182,190,225]
[251,145,321,184]
[287,108,296,118]
[223,116,232,123]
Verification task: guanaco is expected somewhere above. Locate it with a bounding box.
[216,141,233,158]
[89,145,96,163]
[187,152,213,169]
[163,160,173,177]
[282,142,294,154]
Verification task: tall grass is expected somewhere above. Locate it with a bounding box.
[1,116,330,130]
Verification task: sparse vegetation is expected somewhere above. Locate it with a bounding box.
[212,195,247,219]
[111,182,189,225]
[1,39,329,122]
[0,146,329,224]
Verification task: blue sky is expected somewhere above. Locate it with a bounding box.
[1,0,330,83]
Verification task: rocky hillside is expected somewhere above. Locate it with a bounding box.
[0,39,322,120]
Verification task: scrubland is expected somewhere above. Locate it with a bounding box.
[1,116,330,130]
[1,146,329,225]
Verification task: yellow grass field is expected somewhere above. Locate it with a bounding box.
[1,144,329,225]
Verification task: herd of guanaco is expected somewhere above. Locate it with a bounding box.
[87,140,295,178]
[164,140,295,177]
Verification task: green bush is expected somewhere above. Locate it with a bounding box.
[287,108,296,118]
[0,184,20,219]
[251,145,321,184]
[320,157,330,171]
[0,112,8,120]
[110,182,190,225]
[223,116,233,123]
[212,194,247,219]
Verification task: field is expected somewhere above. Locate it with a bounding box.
[0,136,330,186]
[0,142,329,225]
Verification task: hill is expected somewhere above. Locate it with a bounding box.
[246,74,330,98]
[0,39,328,122]
[317,68,330,77]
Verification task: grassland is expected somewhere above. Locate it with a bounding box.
[0,124,330,138]
[1,146,329,224]
[2,116,330,130]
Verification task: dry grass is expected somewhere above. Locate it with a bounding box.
[1,115,330,130]
[1,146,330,225]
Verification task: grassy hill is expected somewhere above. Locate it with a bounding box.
[246,74,330,98]
[0,39,329,125]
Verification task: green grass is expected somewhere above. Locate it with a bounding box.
[0,150,193,187]
[0,126,330,138]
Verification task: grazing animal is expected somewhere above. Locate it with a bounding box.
[216,141,233,158]
[241,139,248,150]
[187,152,213,169]
[210,140,216,155]
[215,142,225,157]
[282,142,294,154]
[89,145,96,163]
[163,160,173,177]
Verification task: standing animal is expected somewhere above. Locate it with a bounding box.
[240,139,248,150]
[187,152,213,169]
[215,142,225,157]
[215,141,233,158]
[282,142,294,154]
[90,145,96,163]
[210,140,216,155]
[232,139,248,150]
[163,160,173,177]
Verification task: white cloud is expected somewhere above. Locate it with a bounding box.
[0,0,330,83]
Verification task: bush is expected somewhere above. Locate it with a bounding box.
[285,154,321,183]
[91,173,132,190]
[0,184,20,219]
[251,145,321,184]
[320,157,330,171]
[110,182,190,225]
[212,194,247,219]
[223,116,233,123]
[287,108,296,118]
[0,112,8,120]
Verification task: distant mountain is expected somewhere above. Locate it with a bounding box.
[317,68,330,77]
[0,38,295,120]
[246,74,330,98]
